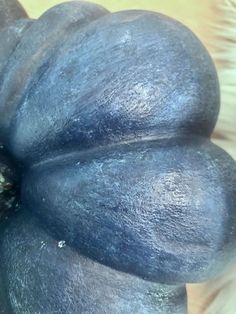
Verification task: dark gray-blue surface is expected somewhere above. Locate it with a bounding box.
[0,6,219,163]
[22,137,236,284]
[1,209,187,314]
[0,0,26,29]
[0,1,236,313]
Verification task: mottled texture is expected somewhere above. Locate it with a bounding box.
[0,8,219,163]
[0,1,235,314]
[0,0,26,29]
[0,1,109,142]
[22,137,236,284]
[1,209,187,314]
[0,147,19,221]
[0,18,33,76]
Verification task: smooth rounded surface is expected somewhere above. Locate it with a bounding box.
[0,209,187,314]
[0,1,109,145]
[0,19,32,76]
[0,8,219,163]
[22,138,236,283]
[0,2,235,313]
[0,0,26,29]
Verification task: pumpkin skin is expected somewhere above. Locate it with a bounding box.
[2,210,187,314]
[0,1,236,313]
[0,0,26,29]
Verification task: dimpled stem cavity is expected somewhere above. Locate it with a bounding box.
[0,146,19,221]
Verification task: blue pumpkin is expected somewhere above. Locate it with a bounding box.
[0,1,235,313]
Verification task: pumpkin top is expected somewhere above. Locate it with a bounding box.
[0,2,219,164]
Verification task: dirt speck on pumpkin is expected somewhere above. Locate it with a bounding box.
[58,240,66,248]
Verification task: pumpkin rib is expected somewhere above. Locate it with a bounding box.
[0,1,235,313]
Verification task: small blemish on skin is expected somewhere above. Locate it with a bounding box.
[58,240,66,248]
